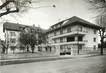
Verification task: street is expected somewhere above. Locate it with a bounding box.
[0,55,106,73]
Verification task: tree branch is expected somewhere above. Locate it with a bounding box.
[0,0,15,9]
[0,8,19,17]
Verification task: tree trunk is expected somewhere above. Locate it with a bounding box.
[6,48,8,54]
[26,45,29,52]
[2,48,5,54]
[99,28,105,55]
[77,48,79,55]
[77,44,80,55]
[13,50,15,54]
[31,47,34,53]
[100,37,104,55]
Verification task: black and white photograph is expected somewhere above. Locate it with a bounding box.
[0,0,106,73]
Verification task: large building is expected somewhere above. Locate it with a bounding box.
[46,16,101,55]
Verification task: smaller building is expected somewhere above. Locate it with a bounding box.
[0,39,6,54]
[3,22,46,53]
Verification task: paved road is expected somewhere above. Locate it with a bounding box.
[0,55,106,73]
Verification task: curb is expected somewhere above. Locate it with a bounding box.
[0,54,99,66]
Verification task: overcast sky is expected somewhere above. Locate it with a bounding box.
[0,0,97,40]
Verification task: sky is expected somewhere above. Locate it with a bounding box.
[0,0,97,40]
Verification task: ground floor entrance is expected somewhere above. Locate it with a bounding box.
[53,44,84,55]
[60,45,71,55]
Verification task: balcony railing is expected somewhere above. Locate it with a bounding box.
[51,30,87,39]
[51,41,87,46]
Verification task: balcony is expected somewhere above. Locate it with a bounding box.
[51,30,87,39]
[51,41,87,46]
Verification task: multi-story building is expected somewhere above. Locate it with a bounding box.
[3,22,44,52]
[3,22,24,47]
[46,16,101,55]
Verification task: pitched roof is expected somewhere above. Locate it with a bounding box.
[3,22,27,32]
[48,16,101,32]
[3,22,47,33]
[59,16,101,27]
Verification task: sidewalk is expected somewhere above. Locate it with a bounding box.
[0,54,99,66]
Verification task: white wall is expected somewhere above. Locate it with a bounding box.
[5,30,20,46]
[47,24,100,50]
[83,27,99,49]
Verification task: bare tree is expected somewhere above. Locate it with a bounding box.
[0,0,31,17]
[0,0,56,17]
[88,0,106,11]
[87,0,106,55]
[88,0,106,19]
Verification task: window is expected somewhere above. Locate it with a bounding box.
[79,26,82,31]
[93,38,96,42]
[67,37,75,42]
[60,29,63,34]
[94,30,96,34]
[10,32,16,36]
[60,45,65,52]
[54,31,56,36]
[93,45,96,50]
[60,37,63,43]
[67,27,71,33]
[60,45,63,52]
[54,39,56,43]
[78,36,83,41]
[78,45,82,50]
[10,38,16,43]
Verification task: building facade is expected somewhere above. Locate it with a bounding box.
[3,22,24,48]
[3,22,44,53]
[46,16,101,55]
